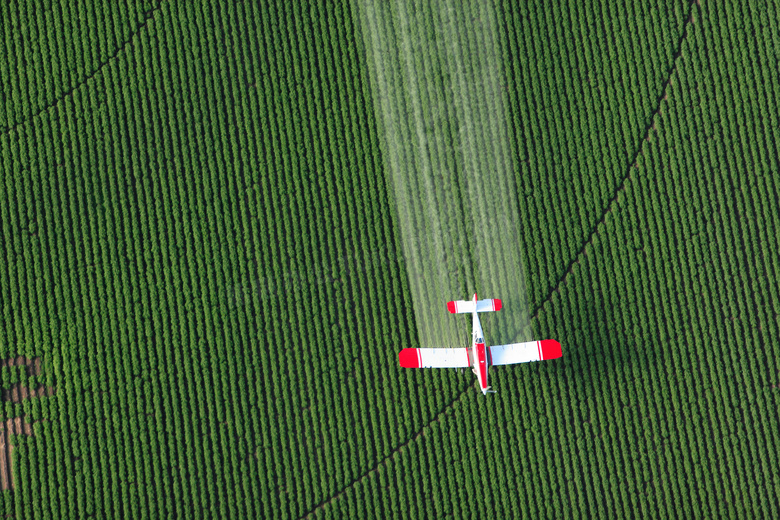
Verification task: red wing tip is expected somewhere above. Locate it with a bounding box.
[540,339,562,360]
[399,348,420,368]
[446,301,456,313]
[493,299,502,311]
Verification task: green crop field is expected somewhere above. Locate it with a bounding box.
[0,0,779,518]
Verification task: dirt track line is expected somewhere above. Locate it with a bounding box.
[529,1,698,320]
[298,380,473,519]
[0,1,165,137]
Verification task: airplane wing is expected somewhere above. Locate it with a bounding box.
[398,348,470,368]
[489,339,562,366]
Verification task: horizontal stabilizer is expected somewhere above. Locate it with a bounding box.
[399,348,470,368]
[489,339,562,366]
[447,298,502,314]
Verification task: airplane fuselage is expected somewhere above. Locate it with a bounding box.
[470,304,490,394]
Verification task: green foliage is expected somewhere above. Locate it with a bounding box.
[0,0,778,519]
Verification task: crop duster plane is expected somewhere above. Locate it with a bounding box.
[398,294,562,394]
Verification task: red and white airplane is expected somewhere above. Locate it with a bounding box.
[398,294,562,394]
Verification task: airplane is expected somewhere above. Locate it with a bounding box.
[398,294,562,394]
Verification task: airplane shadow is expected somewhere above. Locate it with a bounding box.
[551,290,660,402]
[487,286,661,405]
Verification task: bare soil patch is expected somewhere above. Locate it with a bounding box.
[0,416,32,491]
[0,356,41,376]
[0,355,55,493]
[2,384,55,404]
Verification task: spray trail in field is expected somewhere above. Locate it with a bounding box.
[354,0,532,348]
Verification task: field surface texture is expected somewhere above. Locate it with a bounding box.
[0,0,779,518]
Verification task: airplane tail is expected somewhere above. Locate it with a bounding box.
[447,294,502,314]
